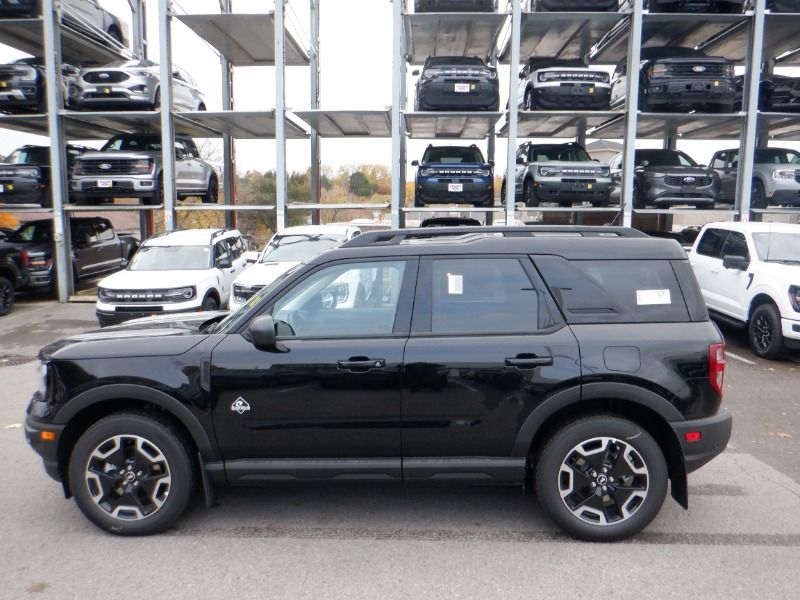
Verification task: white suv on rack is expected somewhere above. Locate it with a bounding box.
[688,221,800,359]
[229,224,361,311]
[96,228,248,327]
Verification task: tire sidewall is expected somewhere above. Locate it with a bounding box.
[749,303,784,359]
[535,416,668,542]
[202,294,219,311]
[68,413,193,536]
[0,276,14,316]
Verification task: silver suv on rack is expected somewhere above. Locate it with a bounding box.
[70,61,206,112]
[72,133,218,206]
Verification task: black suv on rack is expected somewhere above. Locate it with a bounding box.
[412,144,494,207]
[414,56,500,111]
[25,226,732,542]
[0,144,90,207]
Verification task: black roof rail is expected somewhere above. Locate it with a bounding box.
[342,226,647,248]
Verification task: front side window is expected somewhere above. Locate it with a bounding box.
[271,261,406,339]
[711,152,727,170]
[95,221,114,242]
[720,231,748,259]
[697,228,728,259]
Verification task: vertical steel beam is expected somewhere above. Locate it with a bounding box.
[487,52,497,226]
[43,0,70,302]
[620,5,643,228]
[220,0,235,229]
[158,0,177,232]
[390,0,405,229]
[310,0,321,225]
[130,0,146,60]
[504,0,521,226]
[275,0,288,231]
[737,0,766,222]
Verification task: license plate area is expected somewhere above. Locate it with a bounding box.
[448,183,464,192]
[97,179,113,188]
[454,83,470,93]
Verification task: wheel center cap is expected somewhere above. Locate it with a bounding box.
[124,472,136,483]
[596,474,608,486]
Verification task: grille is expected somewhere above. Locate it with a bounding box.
[667,63,727,78]
[104,290,170,303]
[561,168,604,176]
[83,71,129,84]
[550,72,607,83]
[78,159,138,175]
[562,178,596,184]
[664,175,712,186]
[83,92,129,100]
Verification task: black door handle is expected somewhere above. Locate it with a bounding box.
[338,358,386,372]
[505,356,553,369]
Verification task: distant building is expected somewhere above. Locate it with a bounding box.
[586,140,623,166]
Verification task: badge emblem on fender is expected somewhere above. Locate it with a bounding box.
[231,397,250,415]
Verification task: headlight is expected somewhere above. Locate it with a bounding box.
[133,70,151,77]
[772,169,795,181]
[649,64,668,78]
[419,168,435,177]
[15,167,39,178]
[19,67,36,81]
[539,166,560,176]
[724,64,735,78]
[600,73,610,84]
[647,171,667,178]
[164,286,196,301]
[36,361,49,397]
[599,167,610,177]
[131,159,154,175]
[28,253,51,271]
[790,285,800,312]
[97,287,113,301]
[478,169,491,177]
[487,70,497,79]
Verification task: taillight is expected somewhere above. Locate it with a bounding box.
[19,250,29,270]
[709,342,725,397]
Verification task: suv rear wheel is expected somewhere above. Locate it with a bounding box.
[0,276,15,316]
[68,412,194,535]
[535,415,667,542]
[749,302,785,360]
[201,294,219,311]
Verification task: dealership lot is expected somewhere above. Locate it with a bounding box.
[0,299,798,598]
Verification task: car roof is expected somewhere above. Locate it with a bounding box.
[144,228,241,246]
[702,221,800,234]
[273,225,357,237]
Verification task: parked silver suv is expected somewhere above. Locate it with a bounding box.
[710,147,800,208]
[72,134,218,206]
[70,61,206,112]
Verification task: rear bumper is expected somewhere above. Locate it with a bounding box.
[670,409,732,474]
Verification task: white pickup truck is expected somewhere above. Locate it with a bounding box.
[688,221,800,359]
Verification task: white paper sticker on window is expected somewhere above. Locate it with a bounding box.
[636,289,671,306]
[447,273,463,295]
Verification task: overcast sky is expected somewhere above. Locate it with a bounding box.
[1,0,798,176]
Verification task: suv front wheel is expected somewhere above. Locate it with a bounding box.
[68,412,195,535]
[535,415,667,542]
[749,302,785,359]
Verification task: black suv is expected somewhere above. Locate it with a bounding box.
[0,240,29,316]
[414,56,499,111]
[25,226,732,541]
[412,144,494,207]
[0,145,89,207]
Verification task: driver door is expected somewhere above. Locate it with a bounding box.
[210,258,416,480]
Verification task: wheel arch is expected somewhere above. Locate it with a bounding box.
[748,291,779,321]
[55,384,218,497]
[514,382,688,508]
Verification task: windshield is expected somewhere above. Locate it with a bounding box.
[213,264,302,334]
[102,60,158,69]
[129,245,210,271]
[101,135,162,152]
[529,59,587,70]
[752,232,800,263]
[422,146,484,164]
[635,150,697,168]
[6,147,49,165]
[426,57,485,67]
[260,234,345,263]
[530,145,591,162]
[754,149,800,164]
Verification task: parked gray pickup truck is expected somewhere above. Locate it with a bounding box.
[7,217,138,292]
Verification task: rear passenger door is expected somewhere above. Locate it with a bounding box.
[401,256,581,483]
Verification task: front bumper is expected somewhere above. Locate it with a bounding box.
[0,179,47,205]
[670,409,732,474]
[73,175,157,200]
[417,80,499,111]
[72,87,156,110]
[96,298,205,326]
[531,84,611,110]
[782,317,800,345]
[415,179,493,206]
[642,176,718,207]
[414,0,495,11]
[25,268,54,290]
[24,414,64,482]
[533,178,612,204]
[643,78,736,110]
[648,0,745,11]
[0,86,41,110]
[765,182,800,207]
[536,0,618,10]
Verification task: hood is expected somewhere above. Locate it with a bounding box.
[39,310,227,361]
[78,150,159,161]
[638,166,714,176]
[99,269,211,290]
[755,260,800,281]
[233,261,300,287]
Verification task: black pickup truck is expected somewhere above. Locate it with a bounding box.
[0,241,29,316]
[8,217,138,293]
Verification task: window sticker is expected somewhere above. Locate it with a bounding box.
[447,273,463,295]
[636,289,671,306]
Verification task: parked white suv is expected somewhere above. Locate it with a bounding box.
[229,225,360,311]
[96,228,248,327]
[689,221,800,359]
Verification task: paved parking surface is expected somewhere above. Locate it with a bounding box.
[1,300,798,599]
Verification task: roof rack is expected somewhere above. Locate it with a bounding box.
[342,226,647,248]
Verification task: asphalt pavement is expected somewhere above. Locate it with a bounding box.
[0,299,798,599]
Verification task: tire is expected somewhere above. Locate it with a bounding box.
[632,181,645,209]
[524,88,533,111]
[67,412,194,535]
[203,176,218,204]
[153,88,161,110]
[500,181,507,206]
[145,174,164,206]
[0,276,15,317]
[535,415,668,542]
[107,27,123,46]
[751,179,767,210]
[749,303,785,360]
[201,294,219,311]
[197,103,207,111]
[523,179,538,207]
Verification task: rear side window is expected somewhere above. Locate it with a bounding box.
[535,257,690,324]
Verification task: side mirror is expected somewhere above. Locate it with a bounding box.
[518,71,525,79]
[412,69,420,77]
[216,256,232,269]
[411,160,419,166]
[722,255,749,271]
[243,251,259,264]
[698,164,707,169]
[516,156,526,165]
[488,160,495,167]
[249,315,276,349]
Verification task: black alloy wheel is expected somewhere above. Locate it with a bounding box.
[751,179,768,210]
[535,415,667,542]
[0,276,14,316]
[68,412,194,535]
[523,179,538,207]
[524,88,534,111]
[153,88,161,110]
[203,177,219,204]
[749,303,785,360]
[201,294,219,311]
